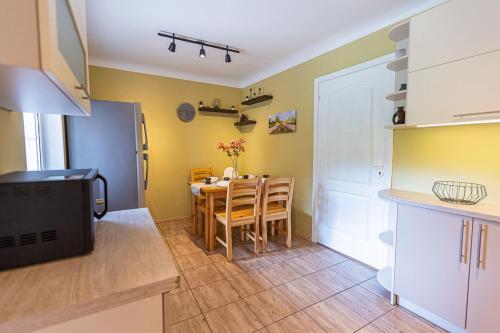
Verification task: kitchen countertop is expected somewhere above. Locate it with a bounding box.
[0,208,179,333]
[379,189,500,223]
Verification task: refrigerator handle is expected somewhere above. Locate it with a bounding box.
[94,174,108,220]
[142,113,149,151]
[144,153,149,190]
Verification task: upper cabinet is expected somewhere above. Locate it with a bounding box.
[0,0,90,116]
[409,0,500,72]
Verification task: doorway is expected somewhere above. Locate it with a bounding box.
[313,54,394,269]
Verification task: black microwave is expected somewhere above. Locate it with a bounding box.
[0,169,108,270]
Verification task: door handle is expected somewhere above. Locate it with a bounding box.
[459,220,470,264]
[142,113,149,151]
[93,174,108,220]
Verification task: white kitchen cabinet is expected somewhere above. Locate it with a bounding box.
[394,204,471,329]
[0,0,90,116]
[466,219,500,333]
[406,49,500,125]
[409,0,500,72]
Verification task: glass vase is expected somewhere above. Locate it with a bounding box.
[232,159,239,179]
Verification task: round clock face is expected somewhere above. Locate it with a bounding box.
[177,103,195,122]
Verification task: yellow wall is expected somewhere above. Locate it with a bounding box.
[89,66,241,221]
[0,109,26,174]
[393,123,500,203]
[240,28,395,237]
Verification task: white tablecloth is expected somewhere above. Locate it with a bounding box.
[190,181,230,195]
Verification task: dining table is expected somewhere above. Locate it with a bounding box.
[190,178,266,252]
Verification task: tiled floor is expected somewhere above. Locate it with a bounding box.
[159,219,445,333]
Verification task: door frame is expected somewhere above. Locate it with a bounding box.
[312,53,395,242]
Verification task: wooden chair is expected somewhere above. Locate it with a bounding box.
[214,179,261,261]
[190,167,213,236]
[261,177,295,254]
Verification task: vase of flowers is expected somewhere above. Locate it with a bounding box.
[216,138,246,179]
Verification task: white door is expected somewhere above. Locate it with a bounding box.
[467,219,500,333]
[313,55,394,269]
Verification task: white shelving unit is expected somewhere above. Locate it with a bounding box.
[388,20,410,42]
[387,55,408,72]
[378,230,394,246]
[386,90,407,101]
[377,266,393,291]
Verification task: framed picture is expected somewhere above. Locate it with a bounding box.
[268,110,297,135]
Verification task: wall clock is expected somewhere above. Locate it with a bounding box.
[177,103,195,122]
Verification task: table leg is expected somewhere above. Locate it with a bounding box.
[209,194,216,251]
[204,193,211,249]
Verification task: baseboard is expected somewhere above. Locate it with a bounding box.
[398,297,468,333]
[155,216,191,224]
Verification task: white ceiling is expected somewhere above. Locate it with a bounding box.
[87,0,444,88]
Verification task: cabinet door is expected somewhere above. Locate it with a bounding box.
[406,49,500,126]
[409,0,500,72]
[38,0,90,115]
[394,205,471,328]
[467,219,500,333]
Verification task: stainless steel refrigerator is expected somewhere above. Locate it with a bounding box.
[65,100,149,212]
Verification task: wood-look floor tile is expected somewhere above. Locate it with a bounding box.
[158,223,187,237]
[227,270,273,298]
[165,290,201,325]
[357,324,384,333]
[277,277,328,309]
[305,267,356,295]
[177,250,212,271]
[166,234,193,246]
[169,314,211,333]
[304,297,369,333]
[284,252,333,276]
[204,300,264,333]
[334,285,393,322]
[192,279,241,312]
[258,262,302,286]
[234,256,264,271]
[170,272,189,295]
[313,249,348,265]
[267,311,326,333]
[171,241,203,257]
[251,254,280,268]
[360,277,391,301]
[208,253,227,263]
[184,264,226,288]
[255,328,270,333]
[329,260,376,284]
[372,308,446,333]
[213,260,245,277]
[270,248,306,262]
[244,288,299,326]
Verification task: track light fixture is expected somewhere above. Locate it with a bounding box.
[168,33,176,52]
[199,44,206,58]
[225,46,231,63]
[158,31,239,63]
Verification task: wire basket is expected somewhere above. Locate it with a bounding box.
[432,181,487,205]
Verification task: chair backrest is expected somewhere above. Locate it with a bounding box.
[262,177,295,214]
[190,167,213,183]
[225,179,261,224]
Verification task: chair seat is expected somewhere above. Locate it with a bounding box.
[215,208,256,225]
[263,203,287,216]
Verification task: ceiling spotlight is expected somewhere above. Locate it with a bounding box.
[199,44,206,58]
[168,33,176,52]
[225,46,231,63]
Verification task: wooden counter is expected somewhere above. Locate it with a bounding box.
[379,189,500,223]
[0,208,179,333]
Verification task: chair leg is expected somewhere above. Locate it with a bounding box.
[198,211,203,236]
[286,216,292,248]
[262,217,268,255]
[240,226,245,241]
[271,221,275,236]
[254,221,260,255]
[226,224,233,261]
[191,195,197,235]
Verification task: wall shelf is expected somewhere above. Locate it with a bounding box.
[388,20,410,42]
[386,90,407,101]
[378,230,394,246]
[384,124,416,130]
[377,266,393,291]
[387,56,408,72]
[199,106,238,114]
[242,95,273,106]
[234,120,256,126]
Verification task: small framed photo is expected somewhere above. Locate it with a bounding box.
[268,110,297,135]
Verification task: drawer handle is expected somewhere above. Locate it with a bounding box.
[476,224,488,270]
[453,110,500,118]
[459,220,469,264]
